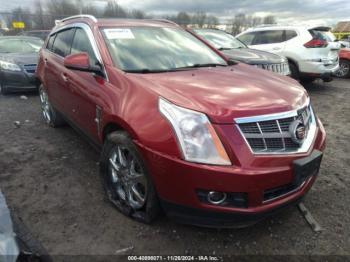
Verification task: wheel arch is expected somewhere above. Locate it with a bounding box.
[286,57,299,70]
[102,118,139,143]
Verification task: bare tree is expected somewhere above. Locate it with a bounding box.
[192,11,207,28]
[230,13,275,35]
[32,0,46,29]
[103,0,127,18]
[176,12,191,26]
[130,10,147,19]
[263,15,276,25]
[206,15,219,28]
[230,13,246,35]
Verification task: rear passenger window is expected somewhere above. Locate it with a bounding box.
[71,28,98,66]
[285,30,297,41]
[237,32,256,45]
[253,30,284,45]
[47,34,55,51]
[52,28,75,57]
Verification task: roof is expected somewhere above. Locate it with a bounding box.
[244,25,306,32]
[333,21,350,32]
[245,24,332,32]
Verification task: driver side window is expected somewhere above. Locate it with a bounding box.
[70,28,98,67]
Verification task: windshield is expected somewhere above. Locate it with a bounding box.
[101,27,227,72]
[194,29,247,50]
[0,38,43,53]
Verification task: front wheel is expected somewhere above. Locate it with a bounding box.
[335,59,350,78]
[99,131,160,223]
[288,62,299,80]
[300,77,316,84]
[39,85,65,127]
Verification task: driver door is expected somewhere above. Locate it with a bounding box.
[64,27,106,143]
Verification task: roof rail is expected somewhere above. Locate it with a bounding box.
[148,19,179,26]
[55,14,98,25]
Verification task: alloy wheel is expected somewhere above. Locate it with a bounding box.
[335,62,350,77]
[39,88,51,123]
[108,146,148,209]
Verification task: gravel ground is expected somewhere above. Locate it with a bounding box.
[0,78,349,260]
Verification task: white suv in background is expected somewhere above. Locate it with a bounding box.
[236,26,340,83]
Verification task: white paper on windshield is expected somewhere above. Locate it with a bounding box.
[104,29,135,39]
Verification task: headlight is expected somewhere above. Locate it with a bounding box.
[0,61,21,71]
[159,98,231,166]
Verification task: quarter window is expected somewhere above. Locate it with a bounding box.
[253,30,284,45]
[52,28,75,57]
[285,30,297,41]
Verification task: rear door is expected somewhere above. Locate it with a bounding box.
[44,28,75,116]
[249,30,286,56]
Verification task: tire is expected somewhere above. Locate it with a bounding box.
[288,62,299,80]
[100,131,160,223]
[335,59,350,78]
[300,77,316,84]
[39,85,65,127]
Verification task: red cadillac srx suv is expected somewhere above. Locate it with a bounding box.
[36,15,326,227]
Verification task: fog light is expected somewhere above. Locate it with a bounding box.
[207,191,227,205]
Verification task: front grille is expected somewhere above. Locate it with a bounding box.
[236,103,315,154]
[23,64,37,74]
[255,62,290,76]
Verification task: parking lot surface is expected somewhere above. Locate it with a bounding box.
[0,79,349,258]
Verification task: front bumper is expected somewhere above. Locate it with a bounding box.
[160,193,305,228]
[0,70,38,92]
[136,119,326,227]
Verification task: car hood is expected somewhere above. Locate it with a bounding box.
[222,48,285,64]
[125,63,308,124]
[0,52,39,65]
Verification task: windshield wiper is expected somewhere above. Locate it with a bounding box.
[218,47,234,51]
[219,46,245,50]
[172,63,228,70]
[125,63,228,74]
[124,69,172,74]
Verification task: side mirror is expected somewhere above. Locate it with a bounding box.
[64,52,104,77]
[64,52,90,70]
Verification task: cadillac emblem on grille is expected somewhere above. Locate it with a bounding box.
[289,120,306,144]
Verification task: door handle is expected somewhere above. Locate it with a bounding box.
[61,73,69,82]
[273,47,281,50]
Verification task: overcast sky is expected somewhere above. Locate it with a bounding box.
[0,0,349,26]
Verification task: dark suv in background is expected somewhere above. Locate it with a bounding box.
[193,29,290,76]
